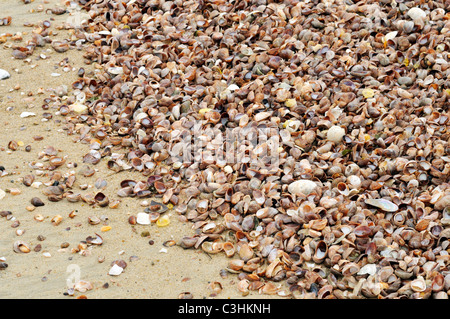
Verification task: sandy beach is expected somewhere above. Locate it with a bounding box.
[0,0,283,299]
[1,0,449,301]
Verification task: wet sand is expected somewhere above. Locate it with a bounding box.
[0,0,283,299]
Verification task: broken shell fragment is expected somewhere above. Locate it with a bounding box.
[365,199,398,212]
[74,280,93,292]
[86,233,103,245]
[108,264,124,276]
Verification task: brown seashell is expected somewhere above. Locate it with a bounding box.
[222,242,235,258]
[88,216,101,225]
[31,197,45,207]
[51,215,63,226]
[228,259,244,272]
[179,236,198,249]
[128,215,137,225]
[23,174,35,187]
[312,240,328,263]
[94,192,109,207]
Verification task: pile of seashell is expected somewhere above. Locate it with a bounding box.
[53,0,450,298]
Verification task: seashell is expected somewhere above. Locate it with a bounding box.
[86,233,103,245]
[238,243,254,262]
[51,215,63,226]
[354,225,372,238]
[288,180,318,196]
[201,241,221,254]
[407,7,427,21]
[88,216,101,225]
[0,68,10,80]
[434,196,450,211]
[108,264,124,276]
[337,182,349,196]
[365,198,398,212]
[228,259,244,272]
[357,264,377,276]
[51,40,69,53]
[222,242,235,258]
[312,240,328,263]
[179,236,198,249]
[260,282,280,295]
[94,192,109,207]
[66,192,81,203]
[13,241,31,253]
[342,262,360,277]
[410,276,427,292]
[431,274,445,292]
[71,102,88,114]
[326,126,346,143]
[136,213,151,225]
[31,197,45,207]
[156,215,170,227]
[23,174,35,186]
[73,280,93,292]
[20,112,36,118]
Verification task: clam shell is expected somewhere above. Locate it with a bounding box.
[411,277,427,292]
[365,198,399,212]
[407,7,427,20]
[136,212,151,225]
[288,180,318,196]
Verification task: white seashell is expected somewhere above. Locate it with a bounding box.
[347,175,362,189]
[20,112,36,118]
[134,112,148,122]
[380,247,394,258]
[108,264,124,276]
[326,125,346,143]
[136,212,151,225]
[383,31,398,42]
[111,28,120,37]
[254,112,272,122]
[98,30,111,35]
[227,84,239,91]
[108,67,123,75]
[0,69,10,80]
[408,7,427,20]
[288,180,318,196]
[31,182,42,189]
[0,189,5,200]
[357,264,377,276]
[435,195,450,211]
[365,198,399,212]
[410,277,426,292]
[71,102,88,114]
